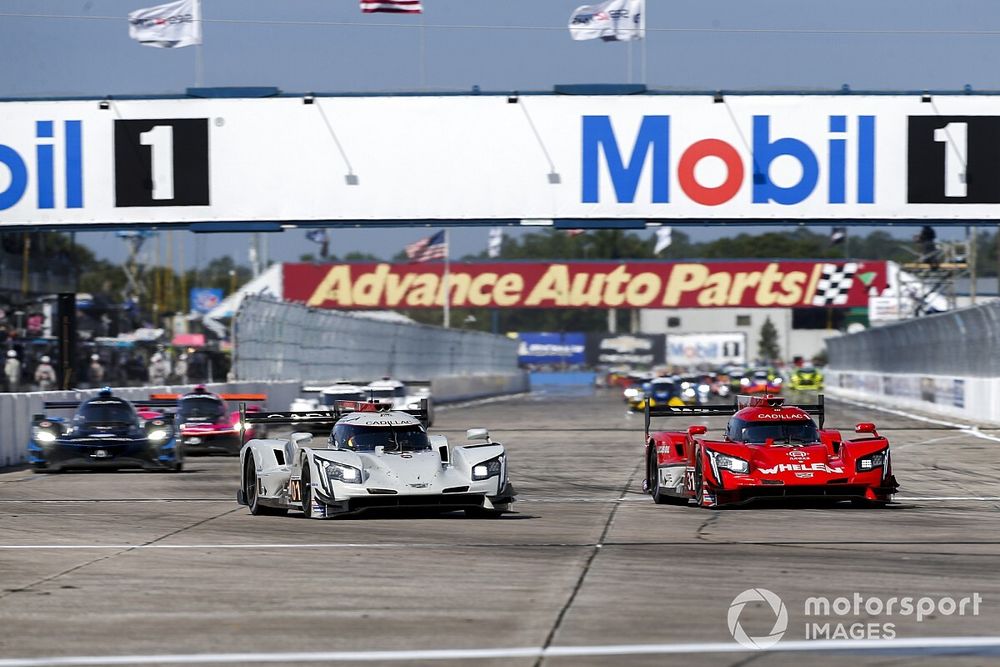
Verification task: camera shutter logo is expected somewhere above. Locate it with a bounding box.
[727,588,788,649]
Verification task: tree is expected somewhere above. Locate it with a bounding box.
[758,316,781,363]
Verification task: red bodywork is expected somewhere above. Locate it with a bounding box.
[643,395,898,508]
[151,388,267,455]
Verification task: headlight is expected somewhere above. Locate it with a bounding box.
[856,449,887,472]
[773,377,783,384]
[683,387,696,397]
[317,458,362,483]
[623,388,639,398]
[740,378,750,386]
[34,430,57,443]
[710,451,749,474]
[148,429,169,441]
[698,384,710,393]
[472,455,503,480]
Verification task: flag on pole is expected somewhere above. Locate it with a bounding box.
[569,0,644,42]
[405,230,448,262]
[487,228,504,258]
[830,226,847,245]
[654,226,672,254]
[361,1,423,13]
[305,229,328,245]
[128,0,202,48]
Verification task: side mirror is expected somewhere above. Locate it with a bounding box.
[429,434,450,464]
[466,428,491,442]
[291,432,313,447]
[855,422,877,435]
[687,425,707,437]
[765,437,775,447]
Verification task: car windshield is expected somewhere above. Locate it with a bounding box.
[741,420,819,445]
[179,396,225,420]
[367,387,406,399]
[650,381,677,395]
[334,423,430,452]
[76,400,136,425]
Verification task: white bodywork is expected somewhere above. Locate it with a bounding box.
[239,409,510,518]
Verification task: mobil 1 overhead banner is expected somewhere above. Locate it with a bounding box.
[3,94,1000,226]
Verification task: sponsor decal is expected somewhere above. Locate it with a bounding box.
[0,120,83,211]
[757,463,843,475]
[788,450,809,460]
[284,261,887,310]
[582,114,875,207]
[754,412,810,420]
[795,472,814,478]
[114,118,209,207]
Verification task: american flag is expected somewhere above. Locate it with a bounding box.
[405,230,448,262]
[361,0,423,13]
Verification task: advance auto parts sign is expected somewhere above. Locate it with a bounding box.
[283,261,886,309]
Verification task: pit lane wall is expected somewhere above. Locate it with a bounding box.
[826,301,1000,424]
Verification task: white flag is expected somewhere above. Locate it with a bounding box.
[569,0,644,42]
[128,0,202,49]
[654,226,672,254]
[487,227,504,258]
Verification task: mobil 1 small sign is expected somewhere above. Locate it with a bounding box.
[908,116,1000,203]
[114,118,210,207]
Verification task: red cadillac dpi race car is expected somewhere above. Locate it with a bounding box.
[151,386,267,455]
[642,395,898,508]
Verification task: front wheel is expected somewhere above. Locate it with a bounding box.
[301,465,315,518]
[245,458,287,516]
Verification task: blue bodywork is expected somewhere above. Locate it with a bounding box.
[29,390,181,473]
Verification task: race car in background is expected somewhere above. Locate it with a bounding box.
[739,368,783,394]
[362,378,434,426]
[289,381,368,436]
[28,388,181,472]
[678,375,711,405]
[152,386,267,455]
[627,377,685,411]
[236,399,514,518]
[789,365,824,391]
[642,394,898,508]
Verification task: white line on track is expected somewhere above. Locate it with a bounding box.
[833,395,1000,444]
[1,637,999,665]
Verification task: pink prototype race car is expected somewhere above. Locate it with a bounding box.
[642,395,898,508]
[151,386,267,456]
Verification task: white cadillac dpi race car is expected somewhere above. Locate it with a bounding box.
[290,378,434,427]
[236,399,514,518]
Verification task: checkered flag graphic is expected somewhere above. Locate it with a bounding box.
[811,262,858,306]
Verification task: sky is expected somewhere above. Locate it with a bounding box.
[0,0,995,267]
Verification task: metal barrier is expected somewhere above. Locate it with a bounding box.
[828,301,1000,377]
[232,296,518,381]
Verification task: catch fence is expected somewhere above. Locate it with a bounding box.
[232,296,518,381]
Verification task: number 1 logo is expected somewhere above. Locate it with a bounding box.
[908,116,1000,204]
[114,118,209,207]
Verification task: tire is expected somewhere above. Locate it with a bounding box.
[694,453,710,508]
[245,458,287,516]
[300,464,314,519]
[650,452,687,506]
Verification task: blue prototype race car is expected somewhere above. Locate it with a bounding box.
[28,388,182,473]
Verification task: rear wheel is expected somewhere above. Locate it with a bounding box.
[245,458,287,516]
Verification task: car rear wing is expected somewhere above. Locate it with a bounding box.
[238,398,430,443]
[151,393,267,401]
[644,394,825,436]
[300,380,365,393]
[43,399,178,411]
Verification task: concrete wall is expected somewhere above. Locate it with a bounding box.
[825,368,1000,425]
[0,372,528,469]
